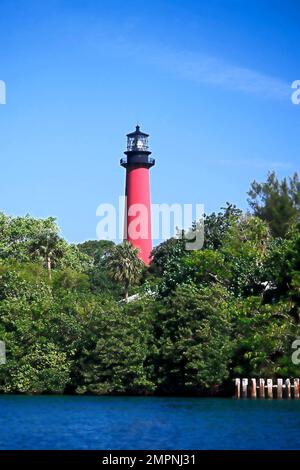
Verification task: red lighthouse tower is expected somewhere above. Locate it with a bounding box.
[121,126,155,265]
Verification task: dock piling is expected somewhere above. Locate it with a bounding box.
[234,378,299,399]
[235,378,241,399]
[277,379,283,399]
[259,378,265,399]
[241,378,248,398]
[250,378,257,398]
[294,378,299,399]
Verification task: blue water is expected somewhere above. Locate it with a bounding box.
[0,396,300,449]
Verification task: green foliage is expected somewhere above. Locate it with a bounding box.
[105,241,144,300]
[187,215,271,296]
[232,296,298,377]
[150,236,190,296]
[202,203,242,250]
[0,344,71,394]
[220,216,271,296]
[248,171,300,237]
[0,173,299,397]
[185,249,228,286]
[152,284,233,392]
[77,239,121,298]
[0,213,57,261]
[0,213,90,273]
[75,299,155,394]
[77,239,115,264]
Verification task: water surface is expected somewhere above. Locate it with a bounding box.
[0,396,299,449]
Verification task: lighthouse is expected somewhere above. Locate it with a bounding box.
[120,125,155,265]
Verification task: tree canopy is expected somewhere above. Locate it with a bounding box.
[247,172,300,237]
[0,172,299,395]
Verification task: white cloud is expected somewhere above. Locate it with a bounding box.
[146,48,290,100]
[91,21,290,101]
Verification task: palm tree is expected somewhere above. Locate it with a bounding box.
[28,230,64,280]
[105,241,144,301]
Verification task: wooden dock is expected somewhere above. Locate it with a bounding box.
[235,378,300,399]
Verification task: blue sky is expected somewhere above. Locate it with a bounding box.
[0,0,299,243]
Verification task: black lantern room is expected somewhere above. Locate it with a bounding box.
[120,125,155,169]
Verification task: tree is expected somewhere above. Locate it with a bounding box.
[232,296,298,378]
[0,213,90,276]
[0,344,71,394]
[0,213,59,262]
[0,197,299,396]
[202,203,242,250]
[77,240,115,264]
[75,298,155,395]
[263,221,300,313]
[248,172,300,237]
[149,205,243,297]
[77,240,120,297]
[153,283,233,393]
[185,249,228,287]
[186,215,271,297]
[0,267,73,393]
[150,237,186,275]
[149,236,191,296]
[28,229,64,279]
[220,215,271,296]
[105,242,144,301]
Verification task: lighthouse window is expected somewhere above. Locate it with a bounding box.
[136,138,146,149]
[127,136,148,151]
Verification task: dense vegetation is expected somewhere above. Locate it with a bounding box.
[0,171,299,395]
